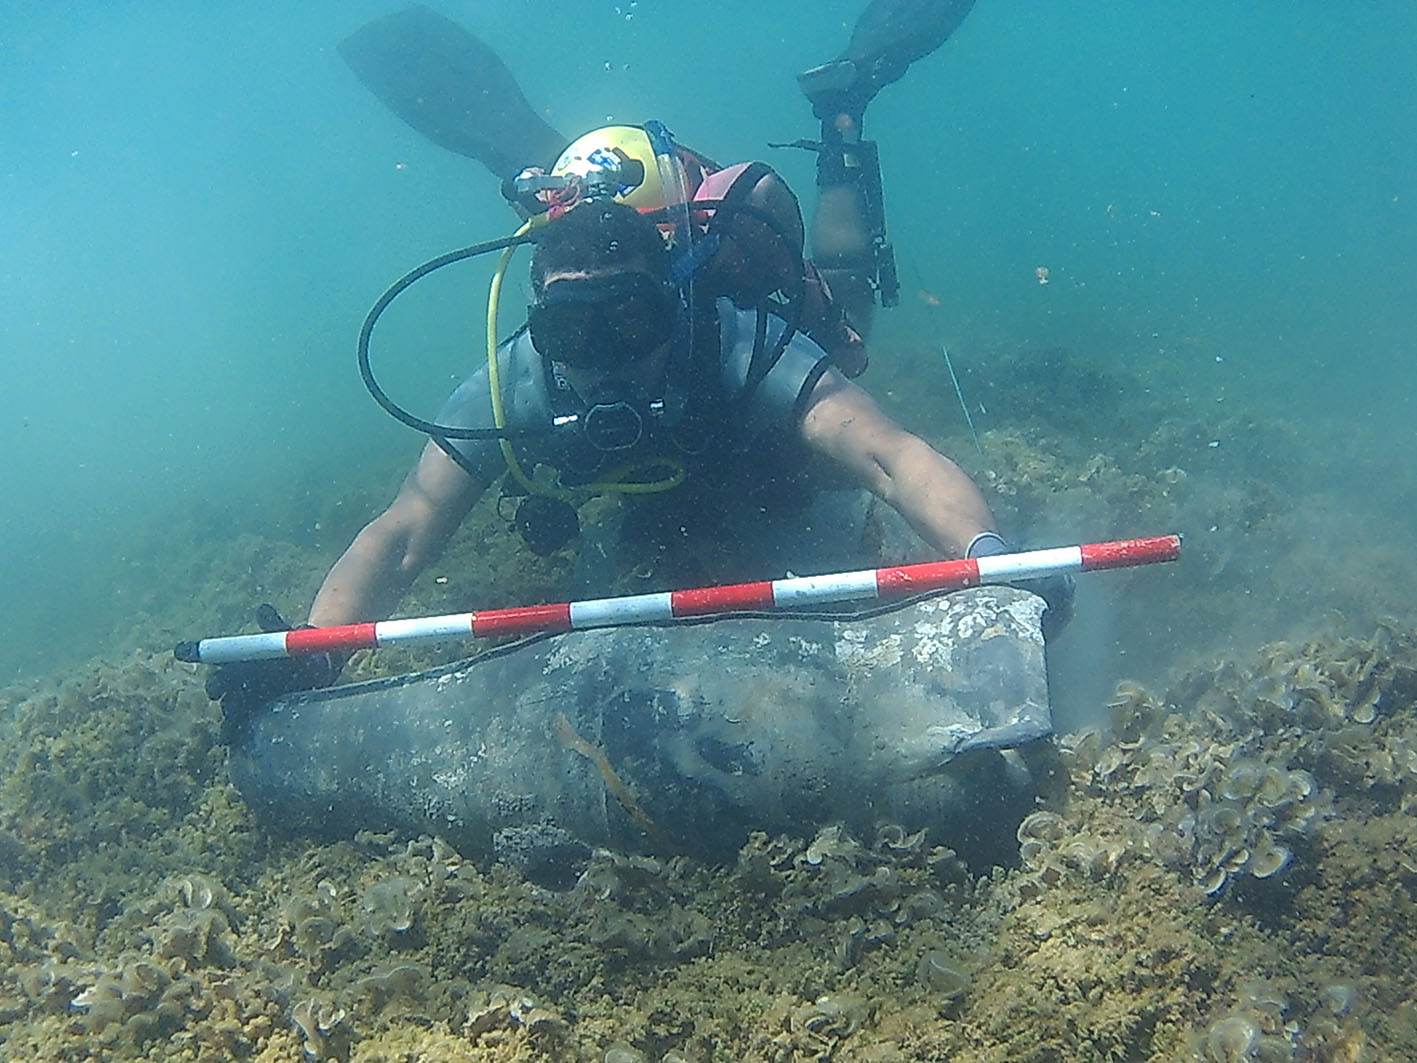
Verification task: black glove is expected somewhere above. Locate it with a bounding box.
[204,604,338,738]
[966,532,1075,641]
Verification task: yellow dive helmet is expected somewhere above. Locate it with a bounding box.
[510,122,692,220]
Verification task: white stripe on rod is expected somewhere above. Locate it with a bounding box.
[377,614,475,645]
[771,569,879,608]
[197,631,291,664]
[976,546,1081,582]
[571,592,674,628]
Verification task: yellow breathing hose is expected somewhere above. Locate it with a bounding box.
[485,221,685,501]
[486,221,553,499]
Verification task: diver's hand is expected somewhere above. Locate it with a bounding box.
[204,605,338,738]
[966,533,1075,641]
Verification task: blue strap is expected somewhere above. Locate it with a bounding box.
[668,232,720,286]
[642,119,677,157]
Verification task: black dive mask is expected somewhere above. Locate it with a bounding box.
[527,272,676,371]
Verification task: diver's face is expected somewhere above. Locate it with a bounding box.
[529,267,676,382]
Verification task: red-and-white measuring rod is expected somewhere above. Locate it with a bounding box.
[175,535,1180,665]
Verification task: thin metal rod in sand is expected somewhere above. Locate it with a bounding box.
[911,261,984,457]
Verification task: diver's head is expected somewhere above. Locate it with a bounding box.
[528,200,678,373]
[544,123,691,216]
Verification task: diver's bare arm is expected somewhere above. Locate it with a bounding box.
[307,443,488,628]
[799,371,995,559]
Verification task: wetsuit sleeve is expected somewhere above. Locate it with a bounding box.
[434,331,553,473]
[717,299,833,446]
[433,368,501,473]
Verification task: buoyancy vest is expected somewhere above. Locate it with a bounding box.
[681,152,868,378]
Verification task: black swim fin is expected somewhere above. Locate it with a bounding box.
[799,0,978,120]
[339,5,566,180]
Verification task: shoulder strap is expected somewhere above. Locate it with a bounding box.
[710,161,776,219]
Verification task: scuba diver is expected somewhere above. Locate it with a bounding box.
[206,0,1071,724]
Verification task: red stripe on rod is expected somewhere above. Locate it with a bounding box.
[176,534,1182,664]
[1080,535,1182,571]
[472,602,573,638]
[875,558,979,597]
[287,622,379,655]
[672,581,776,617]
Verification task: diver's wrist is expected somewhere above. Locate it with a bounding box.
[965,531,1011,559]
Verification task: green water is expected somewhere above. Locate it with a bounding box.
[3,4,1417,1060]
[4,1,1412,686]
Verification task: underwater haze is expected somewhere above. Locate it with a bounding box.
[2,0,1414,680]
[3,1,1417,1059]
[3,0,1414,682]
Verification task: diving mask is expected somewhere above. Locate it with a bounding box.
[527,272,676,371]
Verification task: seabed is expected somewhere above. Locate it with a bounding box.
[2,344,1415,1062]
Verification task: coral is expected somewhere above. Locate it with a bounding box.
[68,955,204,1044]
[1055,658,1343,897]
[291,994,353,1062]
[360,875,422,938]
[915,950,970,1002]
[350,962,424,1014]
[463,984,568,1042]
[5,334,1417,1062]
[2,627,1416,1061]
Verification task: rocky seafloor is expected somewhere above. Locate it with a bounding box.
[3,344,1416,1061]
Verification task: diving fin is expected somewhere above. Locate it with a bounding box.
[799,0,978,120]
[339,5,566,179]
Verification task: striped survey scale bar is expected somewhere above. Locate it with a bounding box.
[175,534,1181,665]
